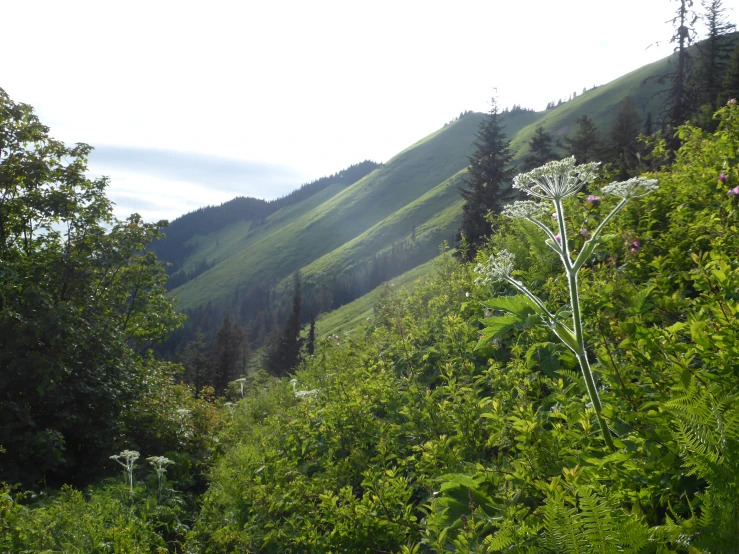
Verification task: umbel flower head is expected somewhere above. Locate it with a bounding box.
[601,177,659,199]
[513,157,601,201]
[474,249,516,285]
[501,200,549,220]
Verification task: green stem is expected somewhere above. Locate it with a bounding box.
[556,199,615,451]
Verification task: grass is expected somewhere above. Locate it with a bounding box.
[165,41,729,316]
[315,254,443,337]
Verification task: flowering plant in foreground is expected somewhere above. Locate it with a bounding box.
[477,157,658,449]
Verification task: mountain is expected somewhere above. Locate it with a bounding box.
[154,34,739,350]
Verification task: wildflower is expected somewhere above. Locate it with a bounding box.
[473,249,516,285]
[554,233,562,244]
[730,98,737,105]
[580,228,589,237]
[512,157,601,201]
[586,194,601,207]
[501,200,548,220]
[729,186,739,196]
[630,240,641,253]
[719,173,728,184]
[601,177,659,199]
[552,212,558,220]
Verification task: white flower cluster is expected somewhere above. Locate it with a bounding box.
[513,157,601,201]
[474,249,516,285]
[290,378,319,400]
[601,177,659,199]
[501,200,549,220]
[110,449,139,466]
[147,455,173,474]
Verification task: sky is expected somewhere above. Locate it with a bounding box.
[4,0,738,221]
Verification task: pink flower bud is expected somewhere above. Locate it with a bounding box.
[586,195,601,206]
[730,98,737,105]
[554,233,562,244]
[729,186,739,196]
[719,173,727,184]
[551,212,558,221]
[581,228,589,237]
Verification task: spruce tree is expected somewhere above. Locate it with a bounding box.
[210,313,242,395]
[644,112,654,136]
[720,44,739,104]
[560,115,604,163]
[522,125,557,171]
[610,97,642,179]
[457,96,514,261]
[306,312,316,356]
[696,0,735,109]
[179,331,210,398]
[264,272,304,376]
[667,0,698,135]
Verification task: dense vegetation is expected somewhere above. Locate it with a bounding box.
[5,3,739,551]
[188,102,739,552]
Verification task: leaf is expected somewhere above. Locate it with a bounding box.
[525,342,561,377]
[482,295,537,318]
[475,314,520,349]
[573,238,601,270]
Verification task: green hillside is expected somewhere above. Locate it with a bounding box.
[169,113,481,309]
[315,253,443,337]
[160,37,739,346]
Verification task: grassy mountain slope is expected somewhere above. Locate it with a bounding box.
[163,41,736,330]
[169,113,485,309]
[315,253,444,337]
[510,35,739,158]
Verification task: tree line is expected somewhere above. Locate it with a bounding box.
[458,0,738,260]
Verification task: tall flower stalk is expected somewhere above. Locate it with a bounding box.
[110,449,140,494]
[476,157,658,450]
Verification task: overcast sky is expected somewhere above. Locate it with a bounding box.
[4,0,737,221]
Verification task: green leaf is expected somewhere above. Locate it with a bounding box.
[525,342,561,376]
[482,295,536,318]
[573,238,601,270]
[475,314,520,349]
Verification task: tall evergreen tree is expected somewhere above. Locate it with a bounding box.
[522,125,557,170]
[457,96,514,261]
[306,312,316,356]
[560,115,605,163]
[610,97,643,179]
[695,0,735,109]
[720,44,739,104]
[264,272,304,376]
[667,0,699,134]
[644,112,654,136]
[179,331,210,398]
[210,313,242,395]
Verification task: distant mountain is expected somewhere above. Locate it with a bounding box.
[154,34,739,352]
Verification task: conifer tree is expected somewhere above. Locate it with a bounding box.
[522,125,557,171]
[457,96,514,261]
[720,44,739,104]
[610,97,642,178]
[306,312,316,356]
[668,0,698,133]
[179,331,210,398]
[264,272,304,376]
[560,115,604,163]
[695,0,735,109]
[210,313,242,395]
[644,112,654,136]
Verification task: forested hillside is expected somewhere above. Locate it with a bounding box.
[156,31,739,368]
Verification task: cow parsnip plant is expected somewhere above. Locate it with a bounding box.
[474,158,657,449]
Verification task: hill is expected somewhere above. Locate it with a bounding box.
[156,34,739,350]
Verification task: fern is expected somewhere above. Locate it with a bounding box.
[542,484,649,553]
